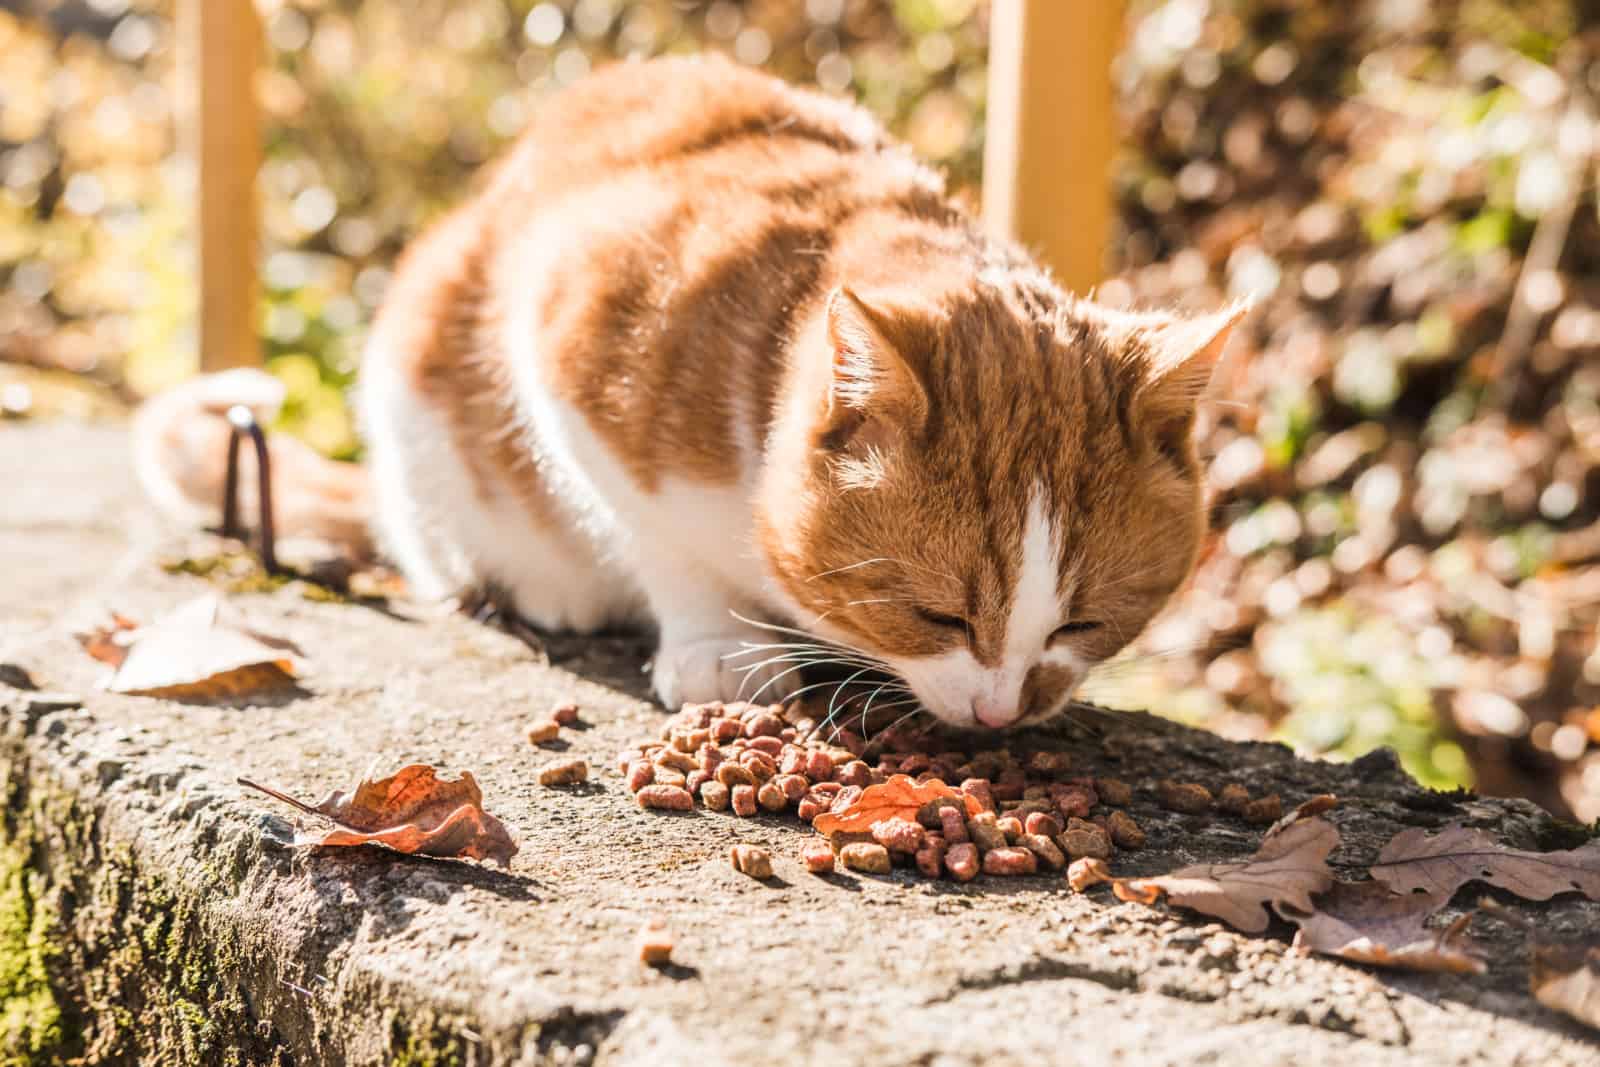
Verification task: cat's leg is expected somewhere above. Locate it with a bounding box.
[359,343,641,634]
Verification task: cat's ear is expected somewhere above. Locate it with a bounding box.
[820,287,928,448]
[1136,300,1251,459]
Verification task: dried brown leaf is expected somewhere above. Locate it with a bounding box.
[1112,815,1338,933]
[1530,936,1600,1032]
[1283,881,1485,975]
[239,764,519,866]
[1370,824,1600,904]
[811,774,979,836]
[77,595,301,700]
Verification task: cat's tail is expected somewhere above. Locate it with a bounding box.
[131,368,375,558]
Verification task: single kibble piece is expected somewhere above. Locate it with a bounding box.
[655,749,698,774]
[982,847,1038,876]
[711,717,743,743]
[525,719,561,745]
[966,812,1009,853]
[840,842,892,875]
[538,758,589,787]
[1095,778,1133,808]
[740,750,779,780]
[960,778,996,813]
[1025,811,1063,838]
[1157,780,1213,814]
[800,840,836,874]
[652,766,687,789]
[871,817,926,854]
[804,750,835,782]
[700,779,731,812]
[715,762,757,788]
[775,773,808,803]
[944,842,980,882]
[1217,783,1251,815]
[551,702,581,726]
[746,735,784,757]
[757,779,789,812]
[730,783,758,817]
[939,806,969,844]
[1067,857,1112,893]
[1106,809,1146,850]
[635,917,673,965]
[834,761,872,788]
[625,760,655,792]
[1021,833,1066,871]
[1026,751,1071,776]
[636,784,694,810]
[730,844,774,879]
[744,713,784,739]
[1060,817,1112,860]
[1052,784,1097,819]
[915,839,946,879]
[1243,794,1283,824]
[995,816,1025,843]
[796,796,825,823]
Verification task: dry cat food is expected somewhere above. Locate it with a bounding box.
[525,719,562,745]
[730,843,774,879]
[622,700,1293,886]
[635,916,674,965]
[551,702,581,726]
[537,758,589,787]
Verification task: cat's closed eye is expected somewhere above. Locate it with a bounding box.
[915,607,968,633]
[1049,620,1102,645]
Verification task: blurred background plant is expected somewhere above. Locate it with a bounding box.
[2,0,1597,819]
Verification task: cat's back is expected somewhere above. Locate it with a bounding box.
[482,54,889,209]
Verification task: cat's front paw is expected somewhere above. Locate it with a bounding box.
[652,634,802,708]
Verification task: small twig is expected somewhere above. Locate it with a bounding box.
[236,776,323,819]
[219,405,279,574]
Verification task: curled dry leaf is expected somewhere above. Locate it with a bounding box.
[1530,936,1600,1032]
[76,595,301,701]
[1370,824,1600,904]
[811,773,980,837]
[239,764,519,866]
[1282,881,1485,975]
[1112,815,1338,933]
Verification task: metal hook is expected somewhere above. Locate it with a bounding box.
[219,404,279,574]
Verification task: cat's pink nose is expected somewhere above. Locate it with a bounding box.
[972,697,1019,729]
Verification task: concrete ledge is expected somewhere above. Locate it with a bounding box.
[3,422,1598,1066]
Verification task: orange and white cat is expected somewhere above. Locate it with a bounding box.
[139,56,1246,730]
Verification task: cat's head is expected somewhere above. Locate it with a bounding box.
[757,275,1247,731]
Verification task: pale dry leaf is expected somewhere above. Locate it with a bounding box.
[1112,815,1339,933]
[77,595,302,700]
[1282,881,1486,975]
[239,764,519,866]
[811,773,980,836]
[1530,937,1600,1032]
[1370,824,1600,904]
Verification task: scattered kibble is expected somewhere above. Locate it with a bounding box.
[730,844,774,879]
[1067,857,1112,892]
[1106,809,1146,849]
[1243,794,1284,824]
[1157,780,1213,814]
[618,699,1249,887]
[636,784,693,810]
[800,840,836,873]
[840,841,892,874]
[636,916,674,965]
[526,719,561,745]
[1216,783,1251,815]
[538,758,589,787]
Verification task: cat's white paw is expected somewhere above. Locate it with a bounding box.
[652,634,803,707]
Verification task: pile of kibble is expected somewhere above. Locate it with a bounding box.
[618,700,1284,883]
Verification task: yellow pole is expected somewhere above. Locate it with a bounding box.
[983,0,1124,296]
[179,0,262,370]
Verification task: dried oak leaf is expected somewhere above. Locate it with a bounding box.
[1112,812,1338,933]
[811,774,980,836]
[239,764,519,866]
[1530,936,1600,1032]
[1282,881,1485,975]
[1370,824,1600,904]
[76,595,301,701]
